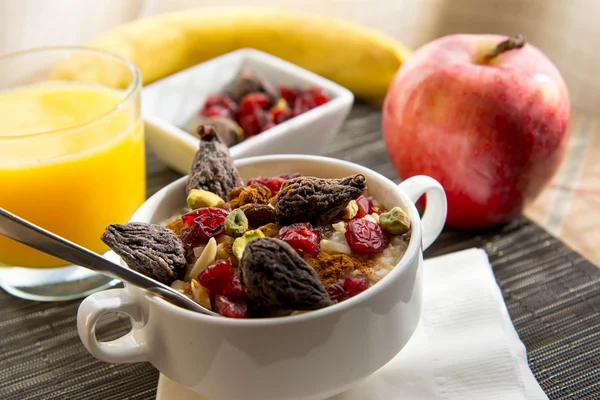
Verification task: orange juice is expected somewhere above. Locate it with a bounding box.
[0,82,145,267]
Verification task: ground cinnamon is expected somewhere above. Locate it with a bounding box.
[304,252,373,287]
[165,217,184,236]
[228,184,271,209]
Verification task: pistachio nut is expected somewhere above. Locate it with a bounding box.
[224,209,249,237]
[186,189,224,209]
[232,229,265,261]
[379,206,410,235]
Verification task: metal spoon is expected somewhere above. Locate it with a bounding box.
[0,208,218,316]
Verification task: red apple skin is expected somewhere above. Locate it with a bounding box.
[382,34,570,229]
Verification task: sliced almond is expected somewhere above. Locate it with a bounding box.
[170,280,186,291]
[191,279,212,310]
[363,214,378,224]
[320,239,352,255]
[332,221,347,234]
[187,237,217,279]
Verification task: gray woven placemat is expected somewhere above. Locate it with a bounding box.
[1,104,599,400]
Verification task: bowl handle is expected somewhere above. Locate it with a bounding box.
[77,288,148,364]
[397,176,447,250]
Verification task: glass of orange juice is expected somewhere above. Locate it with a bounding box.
[0,47,145,301]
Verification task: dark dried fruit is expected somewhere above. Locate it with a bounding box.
[240,203,277,228]
[227,67,278,102]
[345,219,390,253]
[186,125,244,199]
[239,237,333,310]
[229,184,271,208]
[274,175,367,225]
[194,116,243,147]
[101,222,186,285]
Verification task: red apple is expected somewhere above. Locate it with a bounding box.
[382,34,570,229]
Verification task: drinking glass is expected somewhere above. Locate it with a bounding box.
[0,47,145,301]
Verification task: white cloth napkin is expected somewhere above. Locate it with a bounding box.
[156,248,548,400]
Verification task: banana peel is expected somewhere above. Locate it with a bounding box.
[53,7,412,103]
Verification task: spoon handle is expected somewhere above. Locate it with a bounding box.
[0,208,215,315]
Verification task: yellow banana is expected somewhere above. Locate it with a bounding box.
[55,7,412,103]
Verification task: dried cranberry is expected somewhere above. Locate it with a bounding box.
[306,87,330,105]
[203,94,222,108]
[239,93,272,116]
[279,222,321,256]
[200,94,237,117]
[327,274,370,303]
[215,295,248,318]
[343,275,370,296]
[181,207,229,247]
[306,86,326,96]
[199,260,234,295]
[239,110,267,137]
[220,96,239,115]
[222,275,248,300]
[355,195,376,218]
[204,105,232,119]
[312,94,329,106]
[269,105,292,124]
[292,93,315,116]
[327,281,349,302]
[262,122,276,132]
[345,219,389,253]
[247,176,286,195]
[279,86,299,105]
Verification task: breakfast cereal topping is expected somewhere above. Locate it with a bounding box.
[239,237,333,310]
[104,135,413,318]
[224,209,248,238]
[187,189,225,210]
[379,206,411,235]
[274,174,367,225]
[240,203,277,228]
[186,125,244,198]
[101,222,187,285]
[228,184,271,208]
[232,229,265,261]
[304,252,374,288]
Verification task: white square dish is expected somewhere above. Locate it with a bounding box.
[141,48,354,175]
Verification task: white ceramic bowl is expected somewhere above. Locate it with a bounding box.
[77,155,447,400]
[142,49,354,175]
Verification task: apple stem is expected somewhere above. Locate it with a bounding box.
[484,34,526,62]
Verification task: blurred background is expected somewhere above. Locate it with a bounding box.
[1,0,598,266]
[2,0,599,114]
